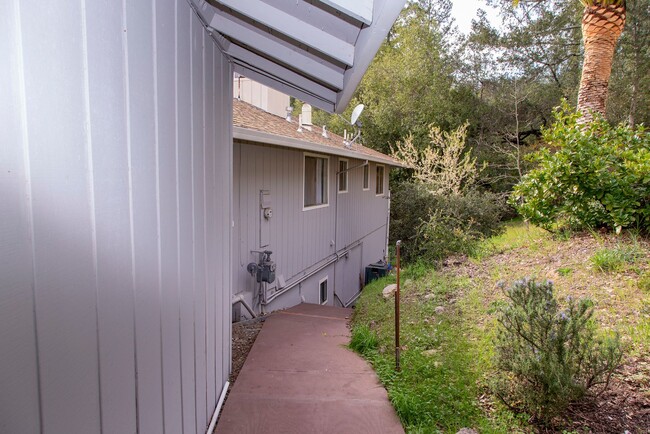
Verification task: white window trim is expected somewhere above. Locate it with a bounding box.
[302,152,330,211]
[337,158,349,194]
[362,163,370,191]
[319,276,329,305]
[376,164,385,196]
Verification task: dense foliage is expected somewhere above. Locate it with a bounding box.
[292,0,650,251]
[390,183,505,263]
[493,279,623,422]
[511,105,650,232]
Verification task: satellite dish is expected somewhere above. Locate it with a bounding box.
[350,104,365,126]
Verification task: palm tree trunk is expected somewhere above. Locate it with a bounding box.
[577,1,626,123]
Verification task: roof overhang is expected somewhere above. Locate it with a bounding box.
[234,126,405,167]
[189,0,405,113]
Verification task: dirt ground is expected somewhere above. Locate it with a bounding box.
[563,356,650,434]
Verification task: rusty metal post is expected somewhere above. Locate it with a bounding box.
[395,240,402,372]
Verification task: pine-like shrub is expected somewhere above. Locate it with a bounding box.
[492,279,622,423]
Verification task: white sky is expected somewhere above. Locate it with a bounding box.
[450,0,501,34]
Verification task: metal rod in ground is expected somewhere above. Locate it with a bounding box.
[395,240,402,372]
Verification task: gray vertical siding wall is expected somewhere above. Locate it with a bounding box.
[0,1,232,433]
[233,140,389,311]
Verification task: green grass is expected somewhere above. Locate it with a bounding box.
[590,244,642,272]
[473,220,550,259]
[351,273,522,433]
[351,221,650,433]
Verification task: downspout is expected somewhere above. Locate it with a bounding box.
[385,190,391,262]
[206,380,230,434]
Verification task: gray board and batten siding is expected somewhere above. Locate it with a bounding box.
[233,140,390,313]
[1,1,232,433]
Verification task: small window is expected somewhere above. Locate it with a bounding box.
[319,277,328,305]
[376,165,385,196]
[304,154,329,209]
[338,159,348,193]
[362,164,369,190]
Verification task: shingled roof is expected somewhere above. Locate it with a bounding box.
[233,99,403,167]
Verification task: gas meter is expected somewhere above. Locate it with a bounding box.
[246,250,276,284]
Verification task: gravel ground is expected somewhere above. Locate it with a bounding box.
[229,317,265,385]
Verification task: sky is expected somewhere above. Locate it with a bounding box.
[450,0,501,34]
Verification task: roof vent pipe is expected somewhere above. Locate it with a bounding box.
[297,114,303,133]
[301,104,312,131]
[322,125,328,138]
[285,106,292,122]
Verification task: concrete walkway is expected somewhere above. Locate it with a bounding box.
[216,303,404,434]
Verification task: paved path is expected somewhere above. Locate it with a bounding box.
[216,303,404,434]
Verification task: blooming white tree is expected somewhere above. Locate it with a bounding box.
[391,122,481,196]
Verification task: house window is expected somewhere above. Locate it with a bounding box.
[376,165,385,196]
[319,277,328,305]
[304,154,329,208]
[362,164,369,190]
[338,159,348,193]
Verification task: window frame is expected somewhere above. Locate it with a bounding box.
[375,164,385,196]
[302,152,330,211]
[337,158,349,194]
[362,163,369,191]
[319,276,328,305]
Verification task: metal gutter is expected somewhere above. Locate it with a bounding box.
[233,126,405,168]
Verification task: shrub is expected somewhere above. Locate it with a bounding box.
[492,279,622,423]
[391,122,480,196]
[390,182,506,262]
[511,103,650,233]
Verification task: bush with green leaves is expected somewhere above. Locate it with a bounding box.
[511,103,650,232]
[390,182,506,263]
[492,279,622,423]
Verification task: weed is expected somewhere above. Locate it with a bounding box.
[590,244,642,272]
[639,272,650,293]
[558,267,573,276]
[349,325,378,356]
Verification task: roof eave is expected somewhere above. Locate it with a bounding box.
[233,126,405,167]
[191,0,406,114]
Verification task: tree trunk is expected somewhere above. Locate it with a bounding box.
[577,2,626,123]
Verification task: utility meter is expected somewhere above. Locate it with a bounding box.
[246,250,276,284]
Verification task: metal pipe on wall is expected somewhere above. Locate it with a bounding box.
[395,240,402,372]
[232,295,257,319]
